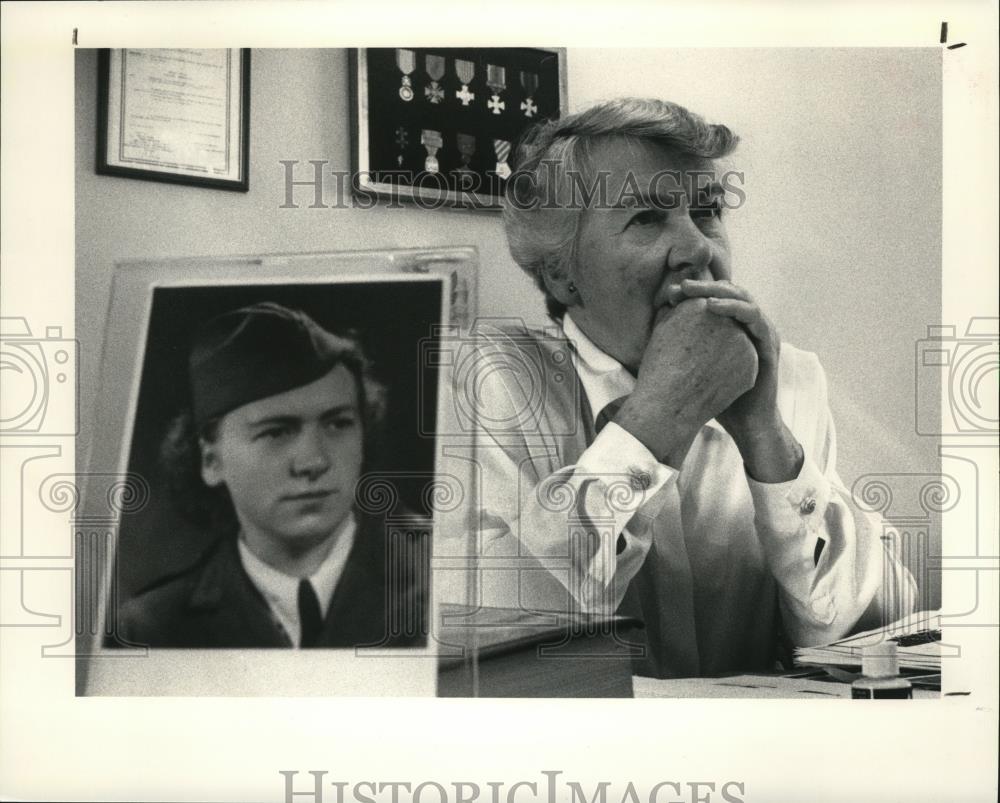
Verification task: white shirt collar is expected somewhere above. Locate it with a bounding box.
[237,511,357,647]
[562,312,724,433]
[562,312,637,426]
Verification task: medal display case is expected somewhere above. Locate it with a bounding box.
[350,48,567,209]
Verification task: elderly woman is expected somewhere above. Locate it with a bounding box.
[458,97,915,678]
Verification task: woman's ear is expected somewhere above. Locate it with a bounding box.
[199,440,224,488]
[540,260,580,309]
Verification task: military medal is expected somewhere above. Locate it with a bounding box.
[424,54,446,104]
[421,129,443,173]
[486,63,506,115]
[394,127,409,168]
[452,133,476,189]
[396,49,416,101]
[454,59,476,106]
[493,138,511,179]
[519,71,539,118]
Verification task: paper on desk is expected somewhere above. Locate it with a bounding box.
[794,610,944,671]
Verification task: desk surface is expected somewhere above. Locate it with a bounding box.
[435,606,945,699]
[634,672,939,699]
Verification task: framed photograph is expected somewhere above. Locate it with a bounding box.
[350,47,568,209]
[97,48,251,191]
[76,246,477,696]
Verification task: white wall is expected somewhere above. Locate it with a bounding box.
[76,47,941,600]
[566,48,941,485]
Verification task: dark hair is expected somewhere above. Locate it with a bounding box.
[159,335,387,529]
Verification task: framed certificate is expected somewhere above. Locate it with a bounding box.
[350,47,568,210]
[97,48,251,191]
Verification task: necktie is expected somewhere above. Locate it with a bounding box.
[596,397,630,556]
[297,579,324,648]
[595,396,627,436]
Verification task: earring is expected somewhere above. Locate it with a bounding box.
[568,282,577,294]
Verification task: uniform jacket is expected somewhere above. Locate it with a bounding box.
[114,509,429,648]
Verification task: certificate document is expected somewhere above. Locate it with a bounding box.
[102,48,248,187]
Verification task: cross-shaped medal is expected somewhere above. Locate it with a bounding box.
[456,85,475,106]
[394,127,409,167]
[488,95,505,114]
[520,97,538,118]
[425,83,444,104]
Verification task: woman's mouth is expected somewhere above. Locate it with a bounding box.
[283,490,335,502]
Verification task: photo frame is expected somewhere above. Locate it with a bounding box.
[97,48,251,191]
[350,47,568,209]
[76,246,477,696]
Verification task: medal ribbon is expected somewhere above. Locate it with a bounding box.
[397,49,416,101]
[396,49,416,76]
[519,71,539,96]
[455,59,475,85]
[456,133,475,166]
[425,54,445,81]
[455,59,476,106]
[421,129,443,173]
[519,71,539,117]
[493,138,512,178]
[486,63,506,93]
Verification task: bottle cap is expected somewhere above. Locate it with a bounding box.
[861,642,900,678]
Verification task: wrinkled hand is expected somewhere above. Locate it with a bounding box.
[668,279,780,435]
[616,296,758,466]
[668,279,803,482]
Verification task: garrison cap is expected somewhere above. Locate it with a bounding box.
[189,302,356,426]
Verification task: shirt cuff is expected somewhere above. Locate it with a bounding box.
[746,455,839,623]
[575,421,677,512]
[745,452,831,535]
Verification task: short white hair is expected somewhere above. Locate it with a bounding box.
[502,97,739,318]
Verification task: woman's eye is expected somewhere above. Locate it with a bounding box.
[256,427,290,441]
[627,209,663,228]
[690,200,723,221]
[326,416,357,431]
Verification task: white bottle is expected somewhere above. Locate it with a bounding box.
[851,642,913,699]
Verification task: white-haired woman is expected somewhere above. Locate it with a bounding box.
[455,97,914,679]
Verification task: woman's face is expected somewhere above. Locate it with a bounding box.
[199,365,364,556]
[563,137,733,370]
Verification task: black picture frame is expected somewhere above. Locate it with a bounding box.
[97,48,251,192]
[350,47,568,210]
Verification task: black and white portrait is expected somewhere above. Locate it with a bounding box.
[1,11,993,800]
[108,280,442,650]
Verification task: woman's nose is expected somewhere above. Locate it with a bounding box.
[664,215,713,276]
[290,430,332,478]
